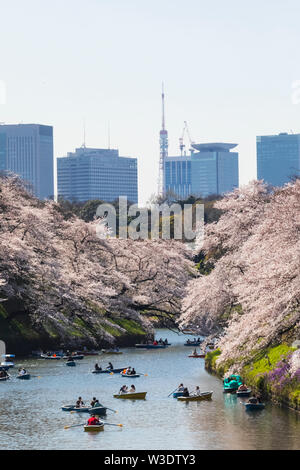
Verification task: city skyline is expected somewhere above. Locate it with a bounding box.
[2,1,300,204]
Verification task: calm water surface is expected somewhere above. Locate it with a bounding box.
[0,329,299,450]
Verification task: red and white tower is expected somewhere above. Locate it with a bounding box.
[158,83,168,196]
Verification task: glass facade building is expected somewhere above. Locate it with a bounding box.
[164,143,238,198]
[57,147,138,203]
[257,133,300,187]
[0,124,54,199]
[164,156,191,199]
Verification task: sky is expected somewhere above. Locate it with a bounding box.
[1,0,300,204]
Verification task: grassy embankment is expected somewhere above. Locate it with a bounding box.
[205,345,300,411]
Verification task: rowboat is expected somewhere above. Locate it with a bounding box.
[66,361,76,367]
[113,392,147,399]
[62,405,90,412]
[236,388,252,397]
[0,376,10,382]
[135,344,166,349]
[62,355,84,360]
[188,354,205,358]
[40,354,61,360]
[89,406,107,416]
[177,391,213,402]
[84,424,104,432]
[244,402,265,411]
[0,362,14,368]
[92,367,127,374]
[120,373,140,378]
[16,374,31,380]
[102,349,123,355]
[173,391,185,398]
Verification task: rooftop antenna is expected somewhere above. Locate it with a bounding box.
[82,119,86,148]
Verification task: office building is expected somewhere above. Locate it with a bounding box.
[57,146,138,203]
[257,133,300,186]
[0,123,54,199]
[163,143,239,199]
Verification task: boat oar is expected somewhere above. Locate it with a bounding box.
[102,422,123,427]
[106,407,118,413]
[64,423,85,429]
[167,387,179,397]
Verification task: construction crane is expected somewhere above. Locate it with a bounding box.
[179,121,194,156]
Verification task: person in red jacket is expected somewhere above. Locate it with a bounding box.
[87,415,101,426]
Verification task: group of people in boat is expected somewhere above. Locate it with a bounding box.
[75,396,103,409]
[186,338,201,344]
[122,367,136,375]
[177,383,202,397]
[94,362,114,371]
[119,384,136,394]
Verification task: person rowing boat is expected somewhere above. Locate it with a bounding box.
[94,363,102,371]
[75,396,85,408]
[87,414,103,426]
[129,384,136,393]
[0,370,9,379]
[119,385,128,394]
[90,397,104,408]
[182,387,189,397]
[107,362,113,370]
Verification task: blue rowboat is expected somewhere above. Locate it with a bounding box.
[66,361,76,367]
[223,375,242,393]
[92,367,127,374]
[62,405,107,415]
[173,391,185,398]
[16,374,31,380]
[244,402,265,411]
[121,373,140,378]
[88,406,107,416]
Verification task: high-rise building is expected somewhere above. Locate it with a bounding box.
[57,146,138,203]
[0,124,54,199]
[163,143,239,199]
[191,143,239,197]
[257,133,300,186]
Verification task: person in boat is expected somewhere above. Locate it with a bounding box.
[193,348,198,356]
[0,370,8,378]
[164,338,169,345]
[131,368,136,375]
[186,339,191,344]
[238,383,248,391]
[126,367,132,375]
[87,415,101,426]
[177,383,184,391]
[18,368,27,375]
[119,385,128,394]
[191,386,201,396]
[90,397,98,407]
[129,384,136,393]
[183,387,190,397]
[75,397,85,408]
[94,363,102,371]
[107,362,114,370]
[153,340,158,346]
[248,394,258,404]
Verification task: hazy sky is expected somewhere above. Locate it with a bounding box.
[1,0,300,204]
